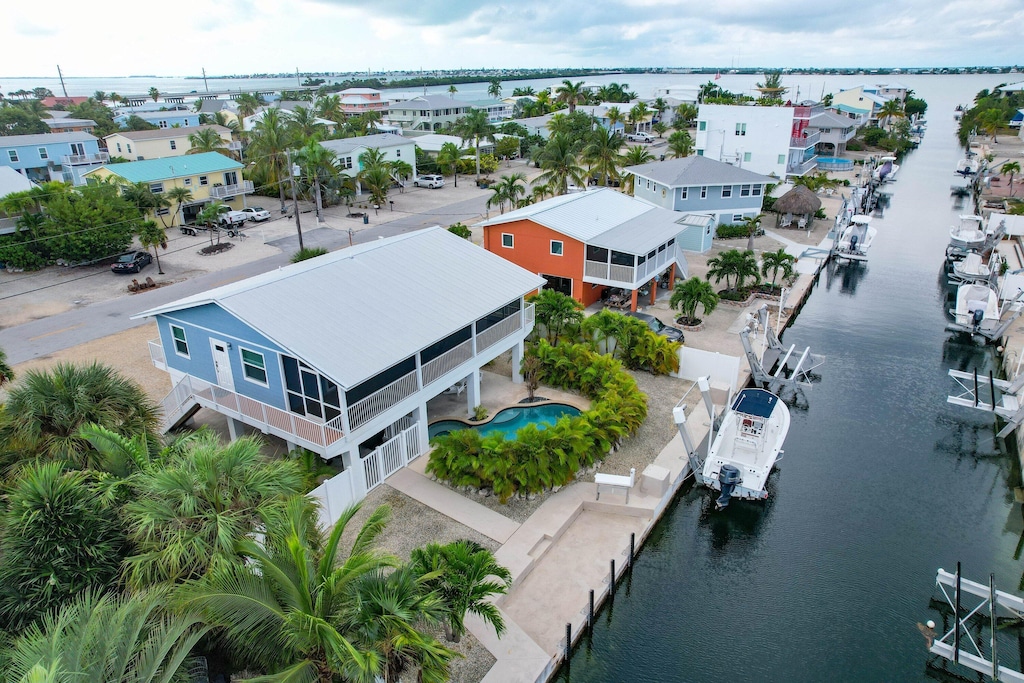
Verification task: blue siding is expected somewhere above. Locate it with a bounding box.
[677,222,714,253]
[157,303,293,411]
[673,185,766,214]
[0,138,101,180]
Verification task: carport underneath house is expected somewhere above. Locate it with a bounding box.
[135,226,544,513]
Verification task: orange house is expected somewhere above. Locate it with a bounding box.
[480,189,690,312]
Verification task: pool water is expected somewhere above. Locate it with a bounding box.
[429,403,582,440]
[816,156,854,171]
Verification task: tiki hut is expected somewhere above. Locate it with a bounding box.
[773,184,822,229]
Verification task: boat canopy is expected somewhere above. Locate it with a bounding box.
[851,215,872,225]
[731,389,779,419]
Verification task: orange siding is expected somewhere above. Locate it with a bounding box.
[484,219,604,306]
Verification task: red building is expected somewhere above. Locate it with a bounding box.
[479,189,690,312]
[40,96,90,108]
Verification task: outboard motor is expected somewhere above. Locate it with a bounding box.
[849,234,859,251]
[972,308,985,328]
[715,464,741,510]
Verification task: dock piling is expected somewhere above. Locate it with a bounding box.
[629,532,635,567]
[589,589,595,633]
[565,623,572,662]
[610,559,616,596]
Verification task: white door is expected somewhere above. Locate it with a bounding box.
[210,339,234,390]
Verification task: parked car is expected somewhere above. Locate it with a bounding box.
[111,250,153,274]
[626,132,654,143]
[413,174,445,189]
[218,210,247,228]
[242,206,271,222]
[624,311,685,342]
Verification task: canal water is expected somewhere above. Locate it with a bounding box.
[557,80,1024,681]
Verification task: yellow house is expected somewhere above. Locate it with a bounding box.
[104,125,235,162]
[83,151,253,227]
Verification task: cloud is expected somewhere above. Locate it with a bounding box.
[15,20,57,37]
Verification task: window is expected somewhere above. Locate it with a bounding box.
[700,186,707,199]
[778,154,786,165]
[199,175,208,186]
[501,233,514,248]
[698,121,706,131]
[821,127,832,133]
[752,185,762,196]
[126,144,132,154]
[169,140,177,150]
[240,348,268,385]
[70,142,85,156]
[646,179,651,190]
[550,240,563,256]
[7,150,18,162]
[158,120,168,128]
[680,187,688,200]
[396,149,401,157]
[735,123,746,136]
[722,185,733,198]
[116,142,122,153]
[740,184,751,197]
[184,178,192,186]
[743,152,752,162]
[696,149,704,156]
[156,207,170,216]
[170,325,189,357]
[149,182,164,193]
[733,214,744,222]
[341,156,353,170]
[38,147,48,160]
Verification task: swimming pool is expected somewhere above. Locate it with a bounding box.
[817,156,854,171]
[429,403,582,440]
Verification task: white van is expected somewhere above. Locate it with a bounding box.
[414,175,445,189]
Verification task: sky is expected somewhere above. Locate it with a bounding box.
[3,0,1022,77]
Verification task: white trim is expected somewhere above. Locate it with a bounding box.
[239,346,269,387]
[550,240,563,256]
[501,233,514,248]
[159,313,282,357]
[170,324,190,358]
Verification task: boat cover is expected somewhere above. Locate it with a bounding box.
[731,389,779,418]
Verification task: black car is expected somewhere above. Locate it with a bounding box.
[111,250,152,274]
[624,311,685,343]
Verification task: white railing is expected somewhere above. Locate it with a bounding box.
[421,338,474,386]
[209,181,254,198]
[227,141,243,151]
[159,375,345,448]
[477,313,523,353]
[525,302,535,327]
[61,152,109,165]
[609,263,635,283]
[790,131,820,148]
[347,369,418,431]
[786,157,818,176]
[362,424,419,493]
[148,339,166,368]
[584,261,609,279]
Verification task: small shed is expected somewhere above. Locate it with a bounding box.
[773,185,822,229]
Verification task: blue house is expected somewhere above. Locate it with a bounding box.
[136,227,544,513]
[0,132,107,185]
[114,110,199,129]
[624,156,774,231]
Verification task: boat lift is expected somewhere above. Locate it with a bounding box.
[739,304,824,393]
[945,288,1024,342]
[924,564,1024,682]
[947,362,1024,439]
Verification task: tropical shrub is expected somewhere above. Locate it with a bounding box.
[448,222,471,239]
[428,341,648,501]
[715,223,750,239]
[291,246,329,262]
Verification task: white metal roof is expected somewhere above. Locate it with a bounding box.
[135,227,544,388]
[0,167,36,198]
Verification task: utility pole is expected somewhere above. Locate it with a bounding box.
[56,65,68,98]
[202,67,209,93]
[285,149,304,251]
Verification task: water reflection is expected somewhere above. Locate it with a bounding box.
[825,258,869,296]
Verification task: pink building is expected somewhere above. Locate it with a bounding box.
[338,88,388,115]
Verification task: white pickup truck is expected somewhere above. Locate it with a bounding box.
[626,132,654,143]
[217,209,247,228]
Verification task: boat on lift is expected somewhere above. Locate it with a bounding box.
[951,282,1000,336]
[697,388,791,510]
[833,215,876,262]
[949,252,992,284]
[955,157,981,177]
[948,215,987,251]
[873,156,899,182]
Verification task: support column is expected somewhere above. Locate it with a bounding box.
[649,279,657,306]
[669,262,676,287]
[511,340,525,384]
[284,438,299,454]
[226,417,242,441]
[412,403,429,459]
[466,368,481,417]
[630,288,639,312]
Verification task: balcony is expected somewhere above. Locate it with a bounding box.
[421,338,474,387]
[477,311,524,354]
[790,131,820,148]
[148,339,166,370]
[61,152,109,166]
[583,245,684,288]
[786,157,819,176]
[347,369,418,432]
[209,180,254,199]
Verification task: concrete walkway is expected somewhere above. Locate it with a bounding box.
[764,227,834,274]
[386,466,521,544]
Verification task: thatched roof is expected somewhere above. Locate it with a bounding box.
[773,185,822,215]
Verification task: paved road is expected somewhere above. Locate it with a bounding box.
[0,193,495,365]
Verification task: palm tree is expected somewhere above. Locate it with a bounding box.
[527,288,583,344]
[497,172,527,207]
[148,87,159,102]
[621,145,654,194]
[92,90,107,103]
[707,248,759,292]
[583,127,624,187]
[0,362,159,468]
[667,130,693,158]
[761,248,796,288]
[248,107,294,213]
[177,497,402,682]
[437,141,464,186]
[360,163,393,207]
[1004,161,1021,196]
[628,101,650,134]
[605,106,624,134]
[556,80,585,114]
[5,589,211,683]
[670,277,719,324]
[0,346,12,387]
[674,103,698,129]
[166,186,193,226]
[741,213,764,252]
[531,183,551,204]
[297,138,339,223]
[288,105,326,139]
[410,540,512,643]
[979,108,1005,143]
[233,92,265,121]
[315,94,344,123]
[448,84,458,99]
[755,70,788,100]
[533,133,586,196]
[487,78,502,99]
[652,97,668,123]
[878,98,905,132]
[454,109,496,181]
[123,434,303,590]
[136,220,167,274]
[186,126,229,156]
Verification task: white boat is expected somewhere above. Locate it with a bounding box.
[834,215,876,262]
[950,252,991,284]
[697,388,791,510]
[948,215,987,250]
[955,158,981,177]
[952,282,1000,335]
[873,156,899,182]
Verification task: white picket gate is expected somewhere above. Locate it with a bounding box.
[361,424,420,493]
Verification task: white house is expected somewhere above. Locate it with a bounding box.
[695,103,818,179]
[318,133,416,176]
